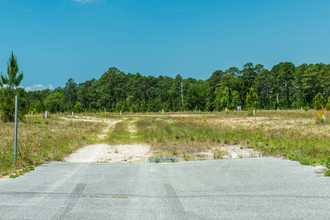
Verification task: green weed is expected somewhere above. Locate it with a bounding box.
[324,170,330,177]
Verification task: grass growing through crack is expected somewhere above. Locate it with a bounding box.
[0,114,103,177]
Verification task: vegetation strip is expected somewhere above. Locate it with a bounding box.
[0,115,103,176]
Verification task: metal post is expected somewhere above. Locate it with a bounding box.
[14,95,18,165]
[181,82,184,111]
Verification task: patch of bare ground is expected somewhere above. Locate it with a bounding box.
[98,120,122,140]
[128,120,137,138]
[60,116,104,123]
[60,116,122,140]
[195,145,262,160]
[207,117,330,137]
[0,175,10,182]
[64,144,151,163]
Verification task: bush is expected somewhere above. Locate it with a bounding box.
[130,104,137,113]
[325,96,330,111]
[314,92,325,110]
[303,106,309,111]
[314,108,327,124]
[73,103,82,113]
[246,87,257,116]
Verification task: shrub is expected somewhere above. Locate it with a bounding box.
[245,87,257,116]
[314,92,325,110]
[314,108,327,124]
[325,96,330,111]
[73,102,82,113]
[212,148,228,159]
[183,152,191,161]
[130,104,137,113]
[303,106,309,111]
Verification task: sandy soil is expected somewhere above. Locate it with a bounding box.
[65,144,151,163]
[62,116,151,163]
[98,120,122,140]
[0,176,10,182]
[195,145,262,160]
[207,117,330,137]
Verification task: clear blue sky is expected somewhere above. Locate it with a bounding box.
[1,0,330,90]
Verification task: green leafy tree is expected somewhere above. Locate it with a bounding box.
[325,96,330,111]
[0,52,24,122]
[213,88,229,111]
[314,92,325,110]
[44,92,63,113]
[77,79,98,110]
[63,78,77,110]
[246,87,257,115]
[140,100,146,112]
[254,69,272,109]
[130,104,137,113]
[73,102,82,113]
[121,102,129,112]
[115,101,124,112]
[271,62,295,108]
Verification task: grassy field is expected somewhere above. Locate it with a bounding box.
[1,110,329,177]
[0,114,103,176]
[106,110,330,167]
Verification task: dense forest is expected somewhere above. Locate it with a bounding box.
[2,62,330,114]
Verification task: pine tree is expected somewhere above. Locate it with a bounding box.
[0,52,24,122]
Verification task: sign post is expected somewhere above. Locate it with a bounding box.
[14,95,18,165]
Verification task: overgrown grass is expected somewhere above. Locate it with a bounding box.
[106,118,143,144]
[2,110,328,177]
[106,110,329,168]
[0,114,102,177]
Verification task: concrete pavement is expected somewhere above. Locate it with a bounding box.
[0,157,329,219]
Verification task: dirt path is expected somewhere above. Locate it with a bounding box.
[98,120,122,140]
[65,144,151,163]
[62,117,151,163]
[62,116,263,163]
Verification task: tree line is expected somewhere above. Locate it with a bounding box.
[1,52,330,121]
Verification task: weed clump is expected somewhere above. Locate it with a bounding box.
[183,152,191,161]
[314,108,327,124]
[326,157,330,169]
[9,166,34,178]
[212,148,228,159]
[324,170,330,177]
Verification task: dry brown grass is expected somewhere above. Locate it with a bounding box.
[108,110,329,166]
[0,114,103,176]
